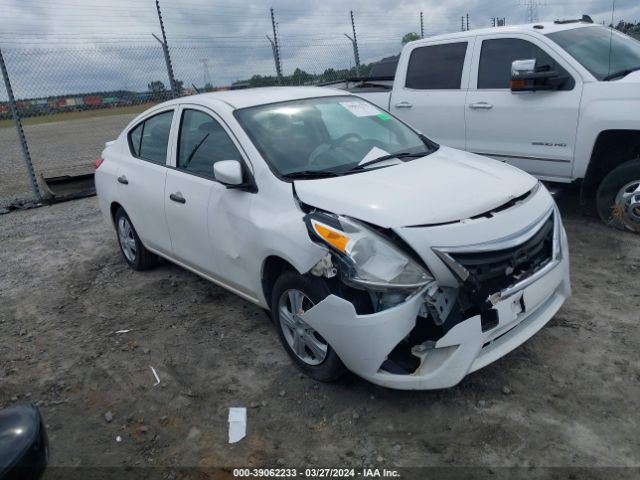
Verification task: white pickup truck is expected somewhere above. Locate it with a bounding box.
[342,18,640,232]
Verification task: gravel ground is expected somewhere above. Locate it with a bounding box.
[1,192,639,478]
[0,114,136,206]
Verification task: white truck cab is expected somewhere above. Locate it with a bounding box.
[346,18,640,232]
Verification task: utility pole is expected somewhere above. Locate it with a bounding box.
[154,0,177,98]
[523,0,541,23]
[200,59,212,89]
[269,7,283,84]
[0,46,41,201]
[466,13,470,31]
[420,11,424,38]
[492,17,496,27]
[344,10,361,76]
[461,16,465,31]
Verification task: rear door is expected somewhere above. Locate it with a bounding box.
[389,38,474,149]
[464,34,582,180]
[118,109,175,255]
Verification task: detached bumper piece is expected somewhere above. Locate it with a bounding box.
[300,210,570,390]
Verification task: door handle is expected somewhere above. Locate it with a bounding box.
[469,102,493,110]
[117,175,128,185]
[169,192,186,204]
[394,101,413,109]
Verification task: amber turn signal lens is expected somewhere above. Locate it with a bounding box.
[312,221,350,253]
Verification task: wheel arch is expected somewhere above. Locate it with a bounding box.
[261,255,300,310]
[582,130,640,201]
[110,201,124,227]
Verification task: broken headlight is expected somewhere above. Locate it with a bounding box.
[306,213,433,292]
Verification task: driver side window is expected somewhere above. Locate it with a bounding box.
[177,109,242,178]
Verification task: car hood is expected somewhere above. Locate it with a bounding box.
[294,146,538,229]
[617,70,640,83]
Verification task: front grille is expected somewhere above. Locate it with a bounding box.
[449,214,554,298]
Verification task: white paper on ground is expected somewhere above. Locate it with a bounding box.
[228,407,247,444]
[339,100,381,117]
[359,147,390,165]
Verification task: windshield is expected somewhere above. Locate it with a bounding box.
[547,26,640,80]
[234,96,431,177]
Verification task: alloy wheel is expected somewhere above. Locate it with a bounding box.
[117,216,137,263]
[278,289,328,366]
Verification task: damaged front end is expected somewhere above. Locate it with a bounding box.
[300,205,568,390]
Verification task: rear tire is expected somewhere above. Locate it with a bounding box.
[114,208,158,270]
[596,159,640,233]
[270,271,346,382]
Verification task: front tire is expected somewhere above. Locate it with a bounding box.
[114,208,158,270]
[270,271,346,382]
[596,159,640,233]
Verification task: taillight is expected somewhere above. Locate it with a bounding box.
[94,157,104,170]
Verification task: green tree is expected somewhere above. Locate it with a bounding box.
[402,32,421,44]
[148,80,166,94]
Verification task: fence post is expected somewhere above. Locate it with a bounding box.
[350,11,361,75]
[0,46,42,201]
[269,8,283,84]
[154,0,178,98]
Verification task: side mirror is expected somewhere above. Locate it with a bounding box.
[213,160,243,187]
[0,405,48,480]
[510,59,567,92]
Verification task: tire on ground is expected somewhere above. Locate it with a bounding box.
[114,207,159,270]
[596,159,640,233]
[270,270,346,382]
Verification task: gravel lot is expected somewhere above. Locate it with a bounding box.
[1,192,639,477]
[0,114,136,206]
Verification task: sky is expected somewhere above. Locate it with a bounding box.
[1,0,639,99]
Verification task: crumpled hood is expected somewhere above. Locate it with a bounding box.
[294,146,538,229]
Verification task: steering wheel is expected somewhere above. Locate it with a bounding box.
[308,133,363,167]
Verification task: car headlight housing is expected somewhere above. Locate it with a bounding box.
[305,213,433,292]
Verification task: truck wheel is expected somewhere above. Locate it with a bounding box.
[271,271,346,382]
[114,208,158,270]
[596,159,640,233]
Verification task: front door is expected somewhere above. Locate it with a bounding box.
[164,106,255,294]
[464,34,582,181]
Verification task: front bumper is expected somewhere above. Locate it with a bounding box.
[300,225,571,390]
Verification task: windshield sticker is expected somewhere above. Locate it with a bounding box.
[359,146,390,165]
[376,112,392,121]
[339,101,381,117]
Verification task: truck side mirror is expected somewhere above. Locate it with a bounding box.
[510,59,567,92]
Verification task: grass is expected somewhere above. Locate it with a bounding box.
[0,103,153,129]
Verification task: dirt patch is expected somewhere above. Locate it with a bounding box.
[1,192,639,473]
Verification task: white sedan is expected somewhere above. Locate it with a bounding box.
[95,87,570,390]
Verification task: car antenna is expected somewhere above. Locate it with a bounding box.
[192,83,201,94]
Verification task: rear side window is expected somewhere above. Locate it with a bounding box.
[128,110,174,164]
[478,38,574,89]
[405,42,468,89]
[177,109,242,178]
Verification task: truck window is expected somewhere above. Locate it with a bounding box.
[478,38,573,89]
[405,42,468,90]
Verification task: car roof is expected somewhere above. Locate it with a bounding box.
[409,21,601,44]
[182,86,351,110]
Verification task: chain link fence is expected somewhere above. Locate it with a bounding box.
[0,35,400,210]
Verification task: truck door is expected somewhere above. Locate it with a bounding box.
[390,39,473,150]
[465,34,582,181]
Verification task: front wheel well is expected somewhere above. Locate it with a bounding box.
[261,256,298,309]
[583,130,640,200]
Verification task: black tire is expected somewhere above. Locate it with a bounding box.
[596,159,640,233]
[114,208,158,270]
[270,271,346,382]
